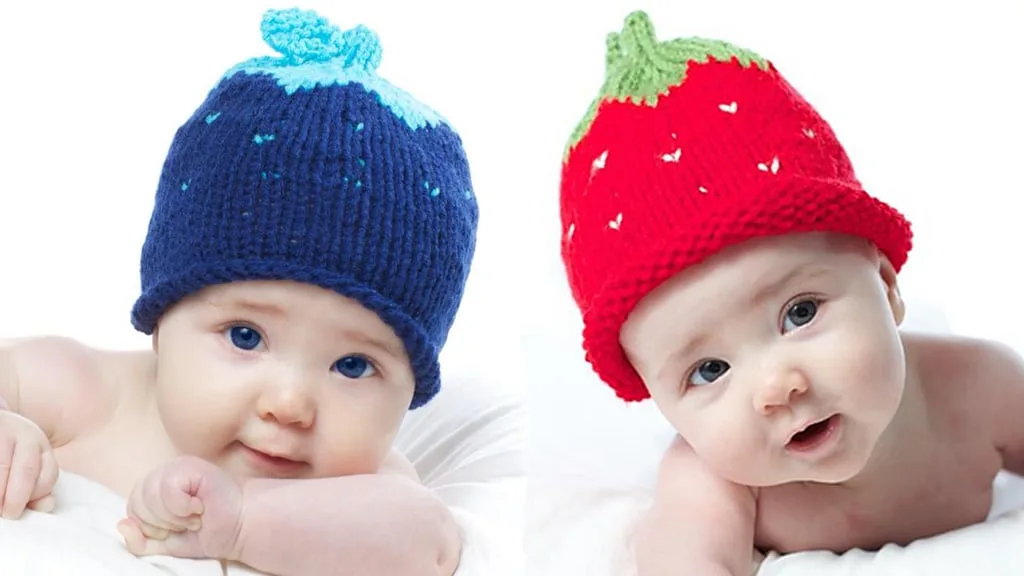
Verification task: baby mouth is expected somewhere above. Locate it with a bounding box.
[786,414,839,452]
[239,442,309,474]
[255,449,301,465]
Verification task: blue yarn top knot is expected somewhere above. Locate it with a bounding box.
[260,8,381,72]
[222,7,446,129]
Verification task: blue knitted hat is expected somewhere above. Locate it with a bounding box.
[132,8,478,409]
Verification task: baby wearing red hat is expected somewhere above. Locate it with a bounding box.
[559,11,1024,575]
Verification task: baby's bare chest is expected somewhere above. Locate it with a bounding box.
[54,412,175,499]
[754,441,1002,554]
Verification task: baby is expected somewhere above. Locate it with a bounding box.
[557,11,1024,575]
[0,8,476,575]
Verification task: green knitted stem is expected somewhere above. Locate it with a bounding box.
[565,11,769,157]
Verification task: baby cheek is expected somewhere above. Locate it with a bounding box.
[314,415,393,476]
[158,361,245,445]
[824,323,905,414]
[171,390,240,448]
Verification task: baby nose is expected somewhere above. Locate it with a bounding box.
[258,379,316,428]
[755,367,809,414]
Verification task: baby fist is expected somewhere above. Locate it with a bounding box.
[0,410,59,519]
[118,455,242,560]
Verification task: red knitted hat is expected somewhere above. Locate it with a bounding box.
[559,11,913,402]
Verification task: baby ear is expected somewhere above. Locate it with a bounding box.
[151,328,160,353]
[878,254,905,326]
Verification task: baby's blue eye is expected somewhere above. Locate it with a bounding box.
[688,359,730,387]
[783,299,819,333]
[228,326,263,350]
[333,355,378,379]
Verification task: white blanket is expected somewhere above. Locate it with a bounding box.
[0,373,525,576]
[528,472,1024,575]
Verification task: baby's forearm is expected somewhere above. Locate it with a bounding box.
[232,474,460,576]
[635,508,757,576]
[638,440,759,576]
[636,525,752,576]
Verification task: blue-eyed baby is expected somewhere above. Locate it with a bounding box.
[557,11,1024,575]
[0,8,476,575]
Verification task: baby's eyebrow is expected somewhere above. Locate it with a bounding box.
[223,298,288,316]
[749,268,805,309]
[659,331,711,382]
[335,329,405,362]
[746,265,831,309]
[676,332,709,363]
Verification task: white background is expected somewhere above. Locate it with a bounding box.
[1,1,1022,486]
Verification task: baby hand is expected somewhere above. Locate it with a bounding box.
[0,410,59,519]
[118,455,243,560]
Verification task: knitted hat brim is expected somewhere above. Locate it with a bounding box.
[130,260,438,409]
[580,175,912,402]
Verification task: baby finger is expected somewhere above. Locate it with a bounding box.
[27,494,55,513]
[138,520,171,540]
[128,488,178,533]
[159,473,204,519]
[31,449,59,501]
[2,442,41,519]
[0,434,15,510]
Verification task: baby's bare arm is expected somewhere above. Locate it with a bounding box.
[978,340,1024,475]
[635,437,757,576]
[233,474,460,576]
[0,339,17,411]
[0,336,112,447]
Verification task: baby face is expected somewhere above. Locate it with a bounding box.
[621,233,907,487]
[151,280,415,480]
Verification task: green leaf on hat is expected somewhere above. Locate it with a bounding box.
[565,11,769,157]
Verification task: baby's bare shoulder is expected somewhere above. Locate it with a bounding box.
[6,335,105,386]
[913,332,1024,473]
[3,336,137,446]
[904,331,1023,443]
[903,331,1018,385]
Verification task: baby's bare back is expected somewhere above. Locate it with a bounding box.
[755,333,1004,553]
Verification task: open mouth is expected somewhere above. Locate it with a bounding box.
[786,414,839,453]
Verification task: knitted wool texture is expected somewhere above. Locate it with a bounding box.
[560,11,912,402]
[132,9,478,409]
